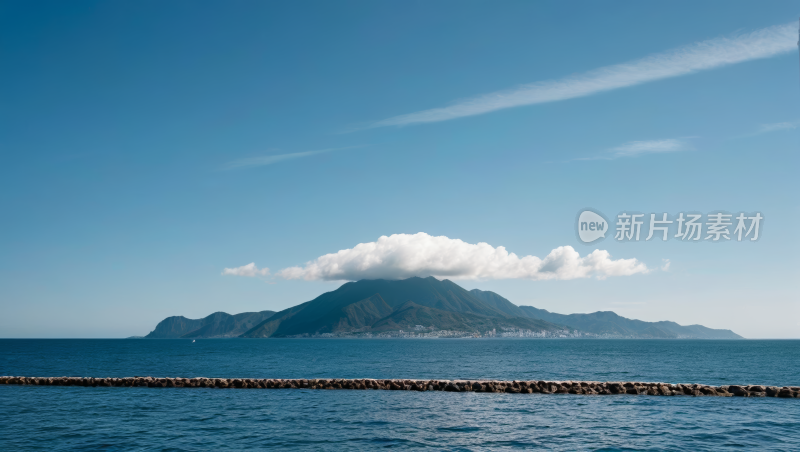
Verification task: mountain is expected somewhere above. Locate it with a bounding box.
[517,306,742,339]
[468,289,529,317]
[241,277,567,337]
[370,301,561,333]
[144,277,743,339]
[145,310,276,338]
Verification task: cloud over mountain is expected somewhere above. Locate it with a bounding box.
[276,233,648,281]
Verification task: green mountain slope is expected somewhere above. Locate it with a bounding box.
[241,277,526,337]
[468,289,529,317]
[518,306,742,339]
[371,301,563,333]
[145,316,205,338]
[145,310,275,338]
[144,277,743,339]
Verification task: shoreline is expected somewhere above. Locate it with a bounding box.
[2,376,798,398]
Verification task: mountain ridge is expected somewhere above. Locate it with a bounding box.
[516,304,741,339]
[240,277,563,337]
[145,310,276,338]
[143,278,743,339]
[466,289,741,339]
[369,301,564,333]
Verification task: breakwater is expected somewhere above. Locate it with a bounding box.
[2,376,798,397]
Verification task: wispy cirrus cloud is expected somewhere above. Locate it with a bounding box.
[222,263,270,277]
[611,139,688,158]
[365,22,797,129]
[221,146,361,170]
[755,120,800,134]
[276,232,649,281]
[575,138,690,161]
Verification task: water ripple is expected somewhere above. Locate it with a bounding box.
[1,340,799,450]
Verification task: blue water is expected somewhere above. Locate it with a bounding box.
[1,339,799,450]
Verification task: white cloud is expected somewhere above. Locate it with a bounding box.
[611,139,687,158]
[661,259,671,271]
[222,263,270,277]
[367,22,797,128]
[756,120,800,134]
[277,232,648,281]
[574,138,689,161]
[222,146,359,170]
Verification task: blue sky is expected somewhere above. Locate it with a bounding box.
[1,1,798,338]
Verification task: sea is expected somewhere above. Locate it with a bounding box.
[1,339,798,451]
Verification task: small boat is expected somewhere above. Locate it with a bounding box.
[192,340,195,343]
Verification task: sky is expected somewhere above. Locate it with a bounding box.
[1,0,798,339]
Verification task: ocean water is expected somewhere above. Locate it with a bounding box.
[1,339,798,450]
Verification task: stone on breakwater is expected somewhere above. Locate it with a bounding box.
[1,376,798,398]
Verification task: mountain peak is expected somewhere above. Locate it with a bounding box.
[241,277,544,337]
[143,278,743,340]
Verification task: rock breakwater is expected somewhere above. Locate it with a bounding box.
[2,376,798,398]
